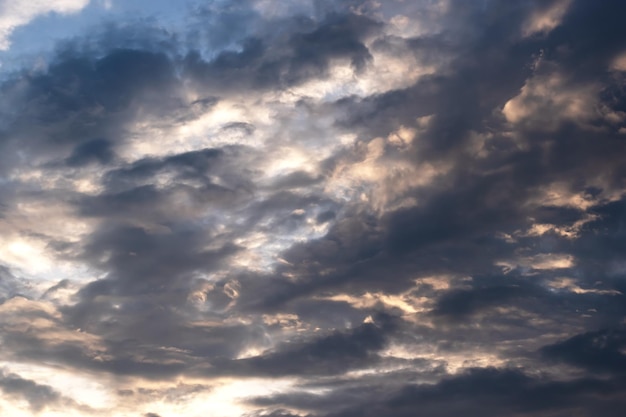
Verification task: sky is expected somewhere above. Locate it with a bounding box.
[0,0,626,416]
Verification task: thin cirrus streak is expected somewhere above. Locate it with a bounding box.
[1,1,626,416]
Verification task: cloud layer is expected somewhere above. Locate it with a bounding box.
[1,0,626,416]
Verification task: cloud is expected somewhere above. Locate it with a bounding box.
[327,367,626,417]
[0,368,90,413]
[1,1,626,416]
[542,327,626,375]
[521,0,573,37]
[248,367,626,417]
[223,312,399,377]
[0,0,90,50]
[183,12,381,93]
[0,370,59,410]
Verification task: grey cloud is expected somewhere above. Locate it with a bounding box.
[1,0,626,415]
[0,47,182,175]
[359,368,626,417]
[301,368,626,417]
[0,267,28,303]
[269,171,324,191]
[541,327,626,375]
[432,282,540,319]
[231,0,626,314]
[222,313,398,377]
[249,360,446,414]
[0,370,63,411]
[0,366,93,414]
[243,410,310,417]
[66,137,116,167]
[183,12,381,92]
[39,279,71,301]
[101,147,250,194]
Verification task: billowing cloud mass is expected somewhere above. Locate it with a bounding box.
[1,0,626,416]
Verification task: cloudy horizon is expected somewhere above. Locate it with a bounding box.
[1,0,626,416]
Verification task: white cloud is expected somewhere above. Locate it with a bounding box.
[0,0,90,50]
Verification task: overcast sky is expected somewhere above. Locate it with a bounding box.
[1,0,626,416]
